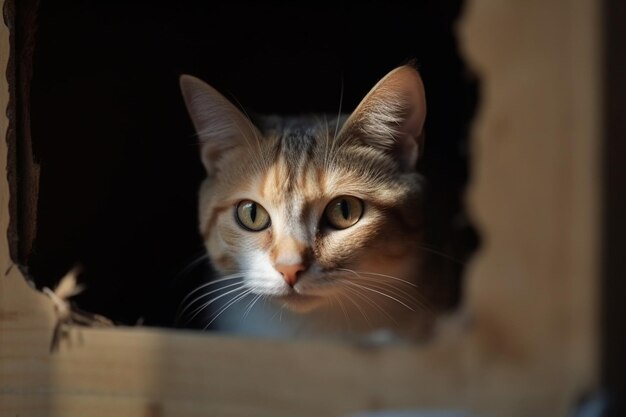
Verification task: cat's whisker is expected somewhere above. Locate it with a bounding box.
[346,276,420,307]
[337,269,420,307]
[353,276,435,315]
[177,280,244,321]
[418,245,465,265]
[270,303,284,323]
[185,284,248,324]
[339,272,420,300]
[174,252,209,283]
[328,77,345,161]
[340,283,397,325]
[332,293,351,330]
[242,293,264,322]
[333,77,344,140]
[337,268,418,287]
[178,273,245,308]
[337,268,435,314]
[323,82,346,173]
[345,281,415,312]
[241,292,258,319]
[322,114,331,171]
[204,288,255,330]
[335,285,372,327]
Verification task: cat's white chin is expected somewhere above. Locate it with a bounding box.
[276,293,323,313]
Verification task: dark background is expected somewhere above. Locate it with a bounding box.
[603,0,626,413]
[23,0,478,326]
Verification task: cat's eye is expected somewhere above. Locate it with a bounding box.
[236,200,271,231]
[324,196,364,230]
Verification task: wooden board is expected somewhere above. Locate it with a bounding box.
[0,0,601,416]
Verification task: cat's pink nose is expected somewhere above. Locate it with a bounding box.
[276,264,306,287]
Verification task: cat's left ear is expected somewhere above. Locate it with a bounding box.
[338,65,426,171]
[179,74,261,176]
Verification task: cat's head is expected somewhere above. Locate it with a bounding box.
[180,66,427,322]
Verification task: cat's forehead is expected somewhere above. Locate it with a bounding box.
[215,116,415,209]
[273,128,318,175]
[259,132,326,206]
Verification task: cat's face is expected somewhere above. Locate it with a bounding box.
[181,66,428,325]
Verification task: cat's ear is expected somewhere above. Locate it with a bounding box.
[338,65,426,171]
[179,75,260,175]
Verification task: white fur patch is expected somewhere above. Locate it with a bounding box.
[243,250,289,295]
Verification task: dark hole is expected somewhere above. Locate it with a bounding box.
[13,0,480,328]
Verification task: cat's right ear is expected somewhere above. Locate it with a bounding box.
[337,66,426,172]
[179,75,260,175]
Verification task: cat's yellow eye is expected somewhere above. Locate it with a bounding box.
[236,200,271,232]
[324,196,364,230]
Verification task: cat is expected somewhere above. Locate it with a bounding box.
[178,65,440,341]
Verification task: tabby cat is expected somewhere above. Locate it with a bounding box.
[178,66,440,341]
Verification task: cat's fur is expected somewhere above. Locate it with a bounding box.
[179,66,438,340]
